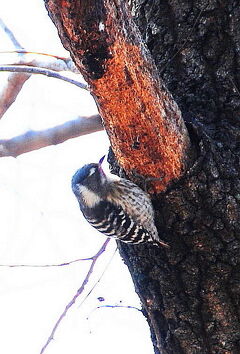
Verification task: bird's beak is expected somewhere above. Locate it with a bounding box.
[98,155,106,176]
[98,155,105,165]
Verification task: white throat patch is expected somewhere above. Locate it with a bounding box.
[78,185,101,208]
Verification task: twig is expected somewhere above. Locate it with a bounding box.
[77,247,117,308]
[0,50,67,60]
[40,238,111,354]
[0,18,23,49]
[0,51,78,73]
[0,20,30,119]
[0,72,30,119]
[0,65,88,90]
[0,257,93,268]
[0,240,114,268]
[0,114,103,158]
[95,304,141,312]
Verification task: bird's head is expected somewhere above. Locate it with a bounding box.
[71,156,108,207]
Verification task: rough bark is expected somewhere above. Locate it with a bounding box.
[115,1,240,353]
[44,0,190,192]
[45,1,240,353]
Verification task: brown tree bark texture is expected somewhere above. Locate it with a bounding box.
[45,1,240,353]
[45,0,190,193]
[118,1,240,353]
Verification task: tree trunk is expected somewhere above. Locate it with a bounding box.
[116,1,240,353]
[45,1,240,353]
[45,0,190,192]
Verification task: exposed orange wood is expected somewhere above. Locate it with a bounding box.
[45,0,190,192]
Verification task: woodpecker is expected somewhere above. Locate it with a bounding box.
[71,157,169,247]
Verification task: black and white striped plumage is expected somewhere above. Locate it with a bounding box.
[71,160,168,247]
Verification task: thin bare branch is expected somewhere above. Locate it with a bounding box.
[0,18,23,49]
[40,238,111,354]
[0,50,68,60]
[0,72,30,119]
[0,114,103,157]
[77,247,117,309]
[0,65,88,89]
[0,20,78,118]
[0,257,93,268]
[0,50,78,73]
[0,19,30,119]
[95,304,141,312]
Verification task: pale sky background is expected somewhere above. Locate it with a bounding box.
[0,1,153,354]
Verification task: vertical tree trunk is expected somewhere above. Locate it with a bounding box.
[45,1,240,353]
[116,1,240,353]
